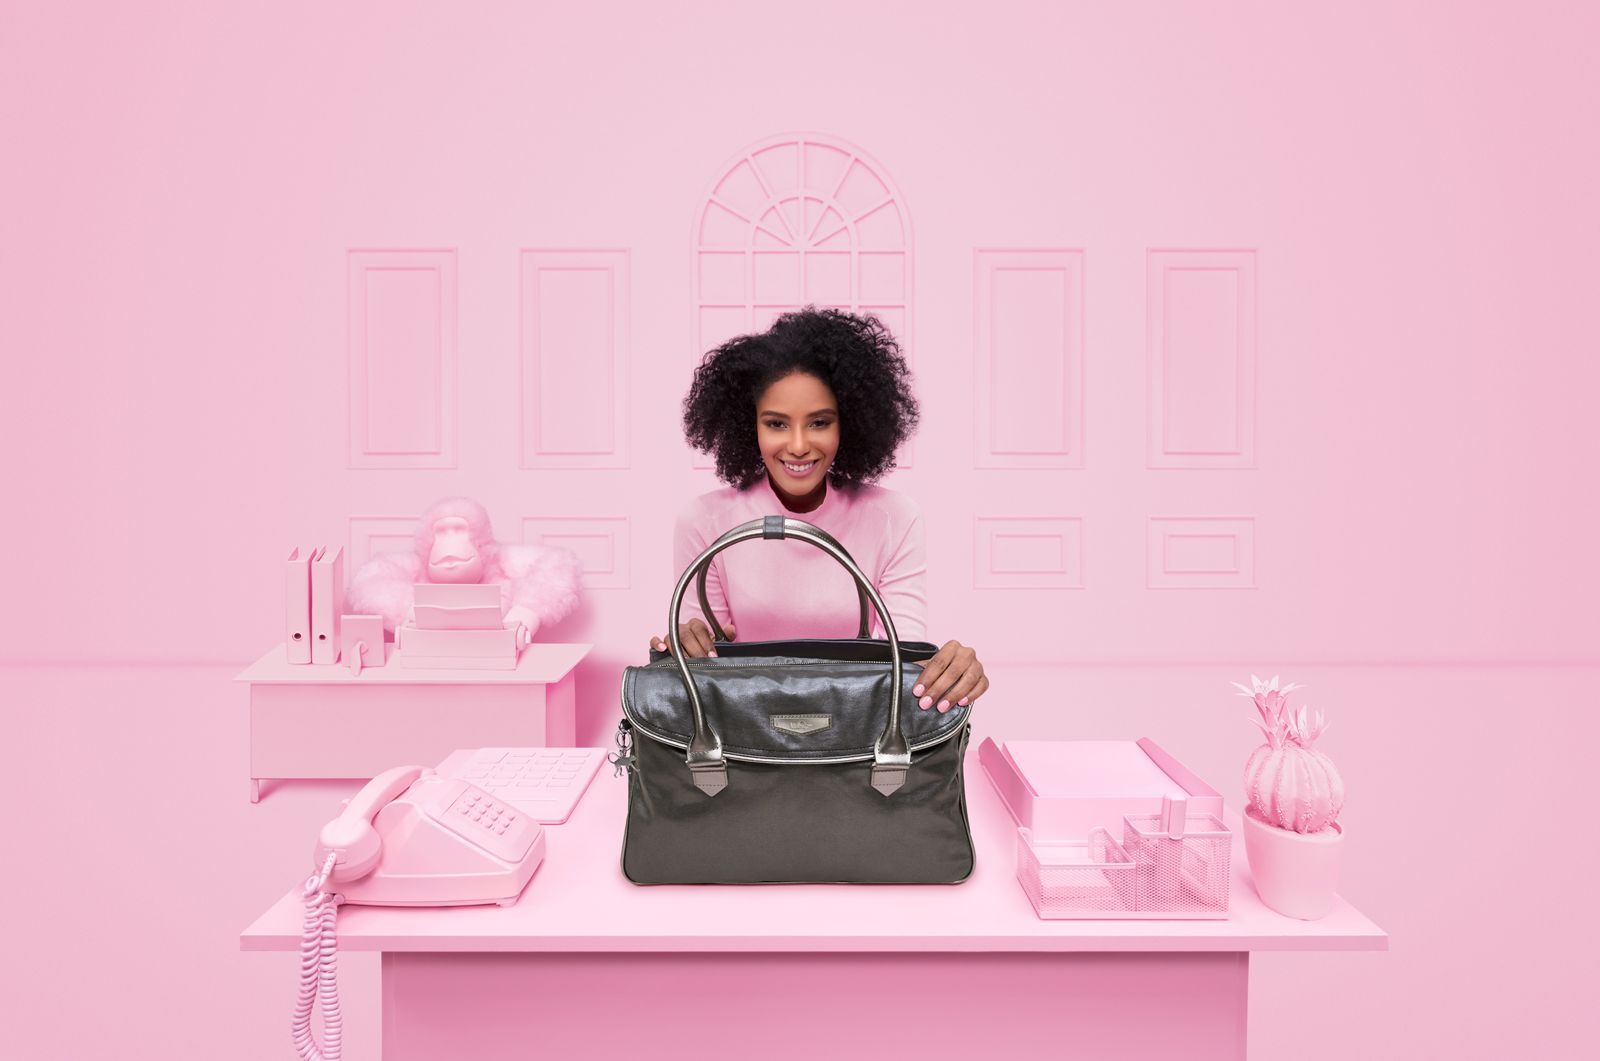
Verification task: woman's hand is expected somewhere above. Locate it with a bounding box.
[912,640,988,713]
[649,619,736,659]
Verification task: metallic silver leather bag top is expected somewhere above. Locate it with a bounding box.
[617,515,975,885]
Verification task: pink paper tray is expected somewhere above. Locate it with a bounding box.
[977,736,1225,842]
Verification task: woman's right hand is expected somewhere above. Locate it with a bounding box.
[649,619,735,659]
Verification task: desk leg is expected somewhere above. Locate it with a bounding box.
[544,673,575,746]
[382,951,1247,1061]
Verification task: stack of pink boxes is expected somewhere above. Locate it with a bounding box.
[979,737,1233,919]
[396,583,520,669]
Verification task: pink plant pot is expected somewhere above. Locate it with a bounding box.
[1242,805,1344,920]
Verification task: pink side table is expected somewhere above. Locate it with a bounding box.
[242,748,1387,1059]
[235,642,590,802]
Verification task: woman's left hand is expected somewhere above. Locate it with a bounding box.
[912,640,989,713]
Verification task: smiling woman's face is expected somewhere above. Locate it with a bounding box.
[756,371,840,513]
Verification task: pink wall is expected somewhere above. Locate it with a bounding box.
[2,3,1596,1056]
[5,1,1595,673]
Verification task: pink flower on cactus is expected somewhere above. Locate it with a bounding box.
[1231,674,1305,749]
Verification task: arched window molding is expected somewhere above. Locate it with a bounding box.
[692,132,913,361]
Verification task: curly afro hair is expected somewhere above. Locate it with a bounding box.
[683,307,920,489]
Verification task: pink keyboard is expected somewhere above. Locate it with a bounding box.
[435,747,607,825]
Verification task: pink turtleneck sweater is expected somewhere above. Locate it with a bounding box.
[671,477,929,644]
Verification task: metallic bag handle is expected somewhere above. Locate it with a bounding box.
[667,515,911,799]
[697,553,871,641]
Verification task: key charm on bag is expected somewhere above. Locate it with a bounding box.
[608,719,636,778]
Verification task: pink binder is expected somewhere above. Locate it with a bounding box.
[284,545,316,664]
[310,545,345,665]
[978,737,1225,841]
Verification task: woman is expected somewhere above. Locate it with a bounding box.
[649,307,989,714]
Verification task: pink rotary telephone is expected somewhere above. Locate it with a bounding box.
[293,766,545,1059]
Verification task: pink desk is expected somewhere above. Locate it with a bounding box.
[235,642,590,802]
[242,750,1386,1060]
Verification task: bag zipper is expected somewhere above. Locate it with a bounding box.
[617,682,965,766]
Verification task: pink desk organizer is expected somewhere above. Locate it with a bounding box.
[1017,800,1232,920]
[979,736,1225,840]
[981,738,1232,919]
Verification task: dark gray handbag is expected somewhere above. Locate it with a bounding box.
[616,515,974,885]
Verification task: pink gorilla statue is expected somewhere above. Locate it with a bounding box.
[346,497,583,643]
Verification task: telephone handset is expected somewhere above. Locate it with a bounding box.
[293,765,545,1060]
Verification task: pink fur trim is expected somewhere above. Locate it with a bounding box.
[501,543,584,625]
[346,551,423,633]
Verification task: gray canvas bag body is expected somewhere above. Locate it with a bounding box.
[616,515,975,885]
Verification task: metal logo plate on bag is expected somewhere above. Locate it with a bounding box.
[770,714,832,735]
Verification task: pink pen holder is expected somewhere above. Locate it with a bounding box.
[1017,827,1140,917]
[1120,811,1232,916]
[340,615,387,675]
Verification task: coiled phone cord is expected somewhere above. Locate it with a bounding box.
[292,853,344,1061]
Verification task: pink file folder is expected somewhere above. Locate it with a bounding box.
[310,545,344,665]
[284,545,316,664]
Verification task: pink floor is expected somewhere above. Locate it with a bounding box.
[4,662,1594,1060]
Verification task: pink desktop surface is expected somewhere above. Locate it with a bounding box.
[1,2,1596,1058]
[242,748,1386,954]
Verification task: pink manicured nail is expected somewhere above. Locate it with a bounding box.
[709,651,717,658]
[958,698,969,706]
[919,695,932,709]
[937,700,949,712]
[913,684,925,696]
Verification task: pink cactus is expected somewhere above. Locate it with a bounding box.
[1234,675,1345,834]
